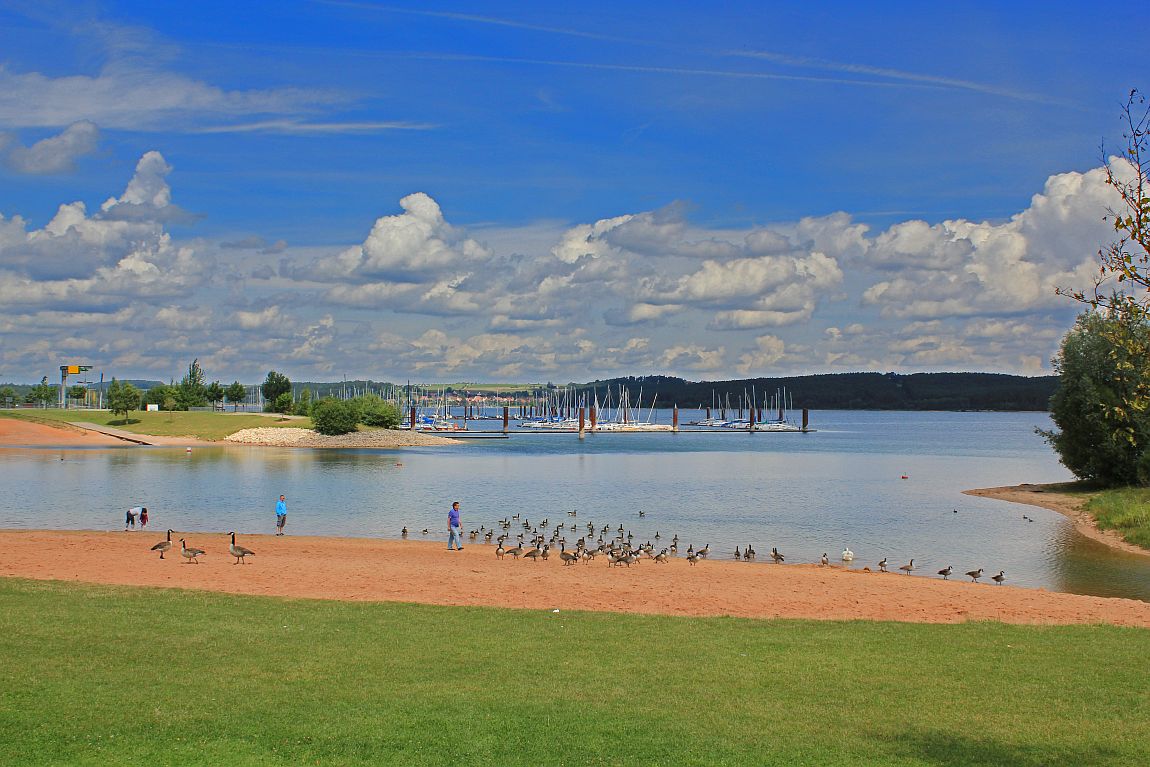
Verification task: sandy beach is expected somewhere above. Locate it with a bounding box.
[0,416,125,446]
[2,529,1148,627]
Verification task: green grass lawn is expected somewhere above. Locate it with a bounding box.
[0,579,1146,766]
[0,408,311,441]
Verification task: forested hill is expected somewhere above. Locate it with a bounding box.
[574,373,1058,412]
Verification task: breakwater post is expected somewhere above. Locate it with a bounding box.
[802,408,810,432]
[579,407,586,439]
[672,405,679,432]
[410,406,416,429]
[749,404,756,432]
[503,406,509,433]
[590,404,597,430]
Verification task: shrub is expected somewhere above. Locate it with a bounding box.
[352,394,402,428]
[311,398,358,436]
[272,392,294,415]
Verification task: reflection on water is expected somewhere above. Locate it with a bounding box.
[2,410,1149,602]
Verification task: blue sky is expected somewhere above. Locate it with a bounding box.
[0,1,1137,384]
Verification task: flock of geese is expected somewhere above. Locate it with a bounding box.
[148,529,255,565]
[404,510,1008,585]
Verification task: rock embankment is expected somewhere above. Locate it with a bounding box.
[224,427,461,448]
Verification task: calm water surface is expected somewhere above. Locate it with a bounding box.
[3,410,1149,602]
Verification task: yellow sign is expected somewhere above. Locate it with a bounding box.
[67,365,81,374]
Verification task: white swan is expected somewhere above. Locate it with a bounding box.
[841,547,854,562]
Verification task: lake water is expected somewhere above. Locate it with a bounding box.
[3,409,1150,602]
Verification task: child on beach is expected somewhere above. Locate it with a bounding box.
[125,507,139,530]
[139,507,149,528]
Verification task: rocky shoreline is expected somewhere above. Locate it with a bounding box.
[223,426,462,448]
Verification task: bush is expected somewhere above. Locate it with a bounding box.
[352,394,402,428]
[311,398,359,436]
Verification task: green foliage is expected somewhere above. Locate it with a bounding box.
[105,378,141,422]
[272,391,294,415]
[142,383,176,409]
[25,376,55,407]
[310,397,358,435]
[1042,312,1150,485]
[1,578,1148,766]
[1085,486,1150,549]
[0,386,15,406]
[176,358,208,408]
[206,381,225,406]
[294,388,313,416]
[224,381,247,411]
[354,393,402,428]
[261,370,291,411]
[66,385,86,402]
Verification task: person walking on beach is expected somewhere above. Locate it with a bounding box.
[275,495,287,535]
[447,501,463,551]
[138,507,149,529]
[125,506,141,531]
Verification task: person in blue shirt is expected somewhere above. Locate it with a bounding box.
[275,495,287,535]
[447,501,463,550]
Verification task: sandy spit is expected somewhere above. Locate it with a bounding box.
[2,530,1147,627]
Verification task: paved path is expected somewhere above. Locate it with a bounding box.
[66,422,154,445]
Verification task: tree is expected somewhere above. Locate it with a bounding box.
[294,388,313,417]
[144,384,177,409]
[0,386,15,407]
[176,359,209,409]
[206,381,225,410]
[261,371,291,411]
[225,381,247,411]
[311,398,358,435]
[106,378,141,423]
[26,376,55,407]
[1041,312,1150,486]
[67,385,87,404]
[273,391,295,416]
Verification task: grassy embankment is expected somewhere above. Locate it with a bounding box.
[0,408,310,442]
[1038,481,1150,551]
[0,578,1147,766]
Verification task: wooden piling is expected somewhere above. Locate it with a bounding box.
[579,407,585,439]
[802,408,809,431]
[503,406,509,433]
[672,405,679,432]
[409,406,416,429]
[590,405,597,430]
[749,404,756,432]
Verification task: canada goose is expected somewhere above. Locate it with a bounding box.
[484,530,493,542]
[991,570,1006,585]
[654,549,669,563]
[898,559,915,575]
[686,544,694,557]
[820,553,829,567]
[686,552,699,566]
[228,531,255,565]
[937,565,953,580]
[541,545,550,561]
[770,547,784,564]
[401,527,409,536]
[179,539,204,564]
[638,510,646,518]
[841,548,854,562]
[495,543,506,560]
[522,547,541,563]
[507,543,525,560]
[618,553,639,567]
[878,557,888,572]
[150,529,174,559]
[669,544,678,555]
[966,568,983,583]
[421,528,429,535]
[560,549,579,566]
[698,544,710,559]
[745,545,755,561]
[734,546,742,560]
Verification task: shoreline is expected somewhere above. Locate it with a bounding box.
[0,415,460,449]
[2,529,1147,628]
[964,483,1150,558]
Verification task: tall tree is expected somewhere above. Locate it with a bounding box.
[25,376,54,407]
[206,381,225,409]
[177,359,209,408]
[225,381,247,411]
[261,371,291,410]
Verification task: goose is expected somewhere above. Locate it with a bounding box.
[698,544,710,559]
[654,549,669,563]
[484,530,493,542]
[669,544,678,555]
[507,543,525,560]
[560,549,580,566]
[686,552,699,566]
[841,548,854,562]
[401,526,409,536]
[966,568,983,583]
[878,557,888,573]
[150,529,174,559]
[898,559,915,575]
[770,547,784,564]
[991,570,1006,585]
[228,531,255,565]
[495,543,506,560]
[179,538,204,564]
[618,553,639,567]
[937,565,953,580]
[734,546,742,560]
[541,545,550,561]
[820,553,829,567]
[745,545,755,561]
[421,528,429,535]
[522,547,542,563]
[686,544,695,557]
[638,510,646,518]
